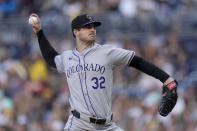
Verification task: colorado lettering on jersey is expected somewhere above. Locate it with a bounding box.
[66,63,105,78]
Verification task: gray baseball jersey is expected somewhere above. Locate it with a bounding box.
[55,43,135,119]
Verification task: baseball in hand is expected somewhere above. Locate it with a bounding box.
[29,16,38,24]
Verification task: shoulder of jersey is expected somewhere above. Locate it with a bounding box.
[98,44,113,48]
[98,44,117,50]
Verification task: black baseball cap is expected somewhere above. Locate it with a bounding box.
[71,14,101,31]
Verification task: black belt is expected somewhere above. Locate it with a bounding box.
[71,110,113,125]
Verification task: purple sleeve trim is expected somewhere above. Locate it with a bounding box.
[127,51,135,66]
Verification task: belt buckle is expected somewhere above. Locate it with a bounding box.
[94,119,98,124]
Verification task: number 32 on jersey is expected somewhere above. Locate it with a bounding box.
[91,76,105,89]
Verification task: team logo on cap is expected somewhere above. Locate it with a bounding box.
[86,15,93,21]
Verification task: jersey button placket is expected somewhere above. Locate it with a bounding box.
[80,56,88,97]
[79,56,84,80]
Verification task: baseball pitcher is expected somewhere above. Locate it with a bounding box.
[29,13,178,131]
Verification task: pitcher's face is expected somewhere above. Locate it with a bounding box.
[75,24,96,43]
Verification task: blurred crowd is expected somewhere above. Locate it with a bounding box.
[0,0,197,131]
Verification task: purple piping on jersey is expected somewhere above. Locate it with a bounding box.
[72,52,90,111]
[68,115,74,131]
[127,51,135,66]
[83,47,99,118]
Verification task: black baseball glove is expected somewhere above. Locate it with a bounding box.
[158,80,178,117]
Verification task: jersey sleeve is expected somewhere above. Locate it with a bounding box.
[54,54,64,73]
[107,46,135,66]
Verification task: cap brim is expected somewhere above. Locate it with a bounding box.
[81,21,101,28]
